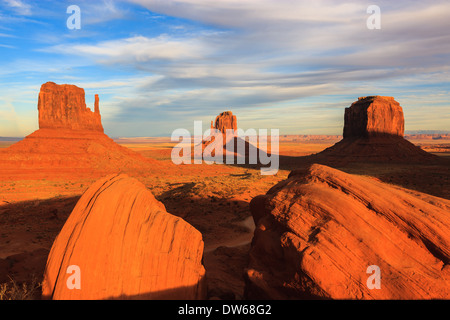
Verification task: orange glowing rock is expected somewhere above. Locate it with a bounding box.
[246,164,450,299]
[0,82,162,179]
[42,174,206,300]
[309,96,438,164]
[343,96,404,138]
[38,82,103,132]
[213,111,237,134]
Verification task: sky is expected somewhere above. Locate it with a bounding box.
[0,0,449,137]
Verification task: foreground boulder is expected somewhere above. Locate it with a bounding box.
[42,174,206,300]
[246,164,450,299]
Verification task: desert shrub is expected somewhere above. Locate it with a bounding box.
[0,277,42,300]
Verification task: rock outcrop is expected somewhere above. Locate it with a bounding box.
[0,82,162,179]
[197,111,274,170]
[42,174,206,300]
[197,111,238,160]
[306,96,439,164]
[343,96,404,138]
[213,111,237,134]
[245,164,450,299]
[38,82,103,132]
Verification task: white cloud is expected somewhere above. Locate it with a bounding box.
[127,0,365,27]
[45,35,208,63]
[81,0,128,25]
[3,0,449,136]
[3,0,32,15]
[0,44,15,48]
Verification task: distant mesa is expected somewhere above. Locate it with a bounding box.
[197,111,274,168]
[42,174,206,300]
[0,82,160,179]
[200,110,238,152]
[38,82,103,132]
[212,111,237,134]
[245,164,450,299]
[308,96,438,164]
[343,96,404,138]
[199,111,260,162]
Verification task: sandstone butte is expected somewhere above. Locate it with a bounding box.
[199,110,271,165]
[245,164,450,299]
[343,96,404,138]
[0,82,161,179]
[311,96,438,163]
[204,111,238,145]
[198,111,238,159]
[42,174,206,300]
[38,82,103,132]
[212,111,237,134]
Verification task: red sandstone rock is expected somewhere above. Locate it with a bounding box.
[42,174,206,300]
[0,82,163,178]
[198,111,238,160]
[38,82,103,132]
[306,96,438,164]
[343,96,404,138]
[246,164,450,299]
[214,111,237,134]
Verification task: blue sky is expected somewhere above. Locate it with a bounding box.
[0,0,449,137]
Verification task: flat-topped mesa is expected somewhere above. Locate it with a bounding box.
[343,96,404,139]
[214,111,237,134]
[38,82,103,132]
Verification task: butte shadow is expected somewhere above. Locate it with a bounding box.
[196,98,447,176]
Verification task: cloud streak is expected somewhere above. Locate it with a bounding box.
[1,0,449,136]
[3,0,32,15]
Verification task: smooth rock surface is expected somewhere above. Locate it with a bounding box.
[42,174,206,300]
[246,164,450,299]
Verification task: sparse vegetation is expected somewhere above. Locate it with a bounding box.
[0,277,42,300]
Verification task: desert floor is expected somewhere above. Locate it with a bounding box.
[0,136,449,299]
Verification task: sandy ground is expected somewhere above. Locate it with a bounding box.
[0,135,449,299]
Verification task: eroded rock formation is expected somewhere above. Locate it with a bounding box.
[42,174,206,300]
[197,111,238,160]
[213,111,237,134]
[38,82,103,132]
[0,82,162,178]
[306,96,438,164]
[343,96,404,138]
[245,164,450,299]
